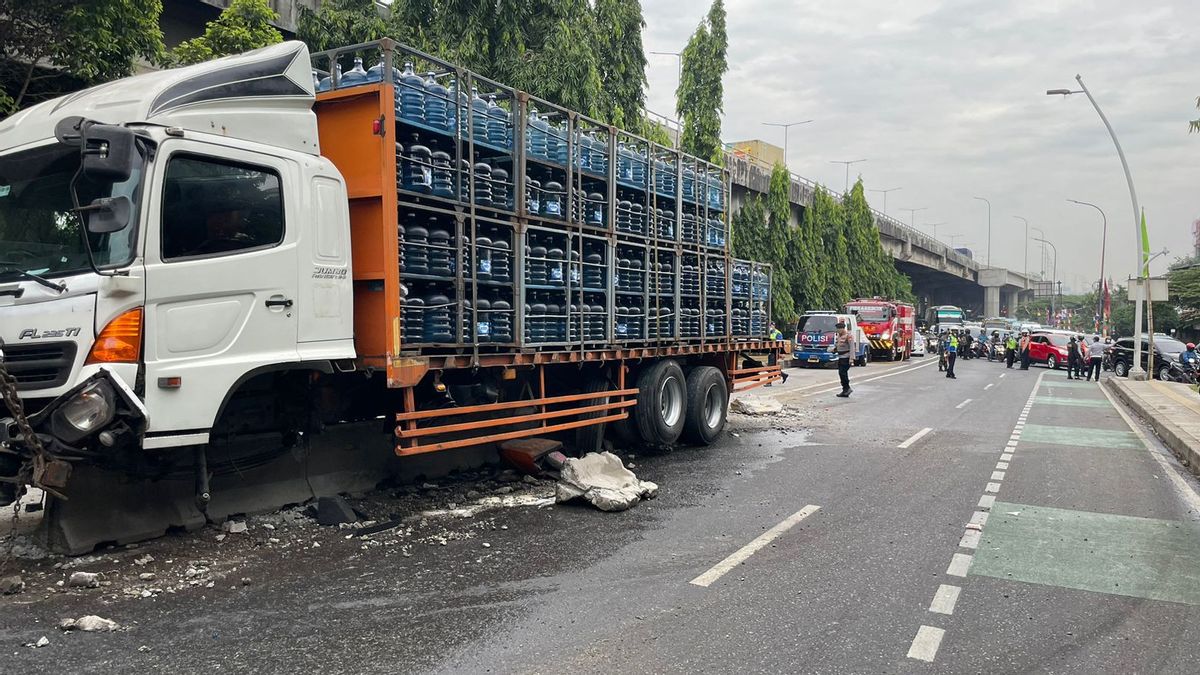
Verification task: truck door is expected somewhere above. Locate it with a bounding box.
[141,142,300,441]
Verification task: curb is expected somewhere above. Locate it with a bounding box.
[1105,379,1200,477]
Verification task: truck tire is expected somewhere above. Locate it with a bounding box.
[682,366,728,446]
[634,360,686,446]
[574,373,612,456]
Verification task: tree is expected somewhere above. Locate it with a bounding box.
[0,0,165,116]
[172,0,283,66]
[520,3,603,117]
[676,0,727,162]
[592,0,647,129]
[296,0,387,54]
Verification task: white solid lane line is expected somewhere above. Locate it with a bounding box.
[907,625,946,662]
[804,359,938,396]
[984,383,994,390]
[689,505,820,588]
[929,584,962,615]
[956,399,973,409]
[946,553,974,577]
[898,427,934,449]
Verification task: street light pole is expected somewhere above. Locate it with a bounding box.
[1032,227,1047,277]
[900,207,928,232]
[1067,199,1109,335]
[829,159,867,193]
[1048,74,1146,376]
[925,222,946,241]
[1034,237,1058,320]
[763,120,813,168]
[972,196,992,267]
[1012,215,1030,278]
[869,187,902,216]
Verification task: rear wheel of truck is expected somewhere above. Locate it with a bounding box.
[682,366,728,446]
[634,360,686,446]
[574,373,613,456]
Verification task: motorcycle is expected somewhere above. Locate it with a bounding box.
[1166,360,1198,385]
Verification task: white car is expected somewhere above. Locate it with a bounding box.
[911,332,927,357]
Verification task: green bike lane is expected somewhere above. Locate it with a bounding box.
[927,370,1200,673]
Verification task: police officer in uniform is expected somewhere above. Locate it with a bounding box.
[945,329,959,379]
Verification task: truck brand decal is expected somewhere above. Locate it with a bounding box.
[312,266,347,280]
[19,327,82,340]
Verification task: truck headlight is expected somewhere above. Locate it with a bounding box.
[881,331,891,340]
[51,381,116,444]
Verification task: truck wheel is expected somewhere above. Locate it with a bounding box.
[574,373,612,456]
[634,360,686,446]
[682,366,728,445]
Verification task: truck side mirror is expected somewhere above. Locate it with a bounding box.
[82,195,133,234]
[80,125,137,183]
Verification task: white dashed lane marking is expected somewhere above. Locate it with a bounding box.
[929,584,962,615]
[689,505,820,588]
[956,398,974,409]
[908,625,946,662]
[946,553,974,577]
[898,427,934,449]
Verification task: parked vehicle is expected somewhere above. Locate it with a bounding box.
[1164,360,1197,385]
[0,40,781,553]
[1109,336,1188,379]
[1027,332,1071,369]
[793,312,869,367]
[844,298,915,361]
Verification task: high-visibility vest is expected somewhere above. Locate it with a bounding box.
[947,335,958,353]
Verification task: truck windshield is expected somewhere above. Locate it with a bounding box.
[0,143,142,280]
[848,305,889,322]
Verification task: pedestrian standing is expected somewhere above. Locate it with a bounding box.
[1086,336,1105,381]
[945,330,959,379]
[1019,330,1031,370]
[832,321,853,397]
[937,331,947,372]
[961,330,973,360]
[1067,336,1081,380]
[766,322,789,386]
[1074,335,1087,379]
[1005,332,1018,369]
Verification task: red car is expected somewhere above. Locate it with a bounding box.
[1027,332,1072,369]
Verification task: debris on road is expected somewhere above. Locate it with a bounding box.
[316,496,358,526]
[221,520,247,534]
[34,635,49,648]
[555,451,658,512]
[730,396,784,416]
[68,571,100,588]
[133,554,155,566]
[59,615,120,632]
[500,438,563,475]
[0,574,24,595]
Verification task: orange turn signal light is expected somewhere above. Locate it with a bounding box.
[86,307,143,364]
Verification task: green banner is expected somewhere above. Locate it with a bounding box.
[1140,208,1151,277]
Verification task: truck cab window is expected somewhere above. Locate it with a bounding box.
[161,155,283,260]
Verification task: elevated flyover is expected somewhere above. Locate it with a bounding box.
[726,153,1034,318]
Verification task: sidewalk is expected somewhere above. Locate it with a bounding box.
[1106,377,1200,476]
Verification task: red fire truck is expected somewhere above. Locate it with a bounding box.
[844,298,915,361]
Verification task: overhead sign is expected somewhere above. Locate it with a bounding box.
[1033,281,1057,298]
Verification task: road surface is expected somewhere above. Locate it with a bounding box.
[2,354,1199,673]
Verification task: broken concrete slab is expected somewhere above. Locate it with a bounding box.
[220,520,247,534]
[730,396,784,416]
[316,496,358,526]
[555,451,658,512]
[71,615,120,632]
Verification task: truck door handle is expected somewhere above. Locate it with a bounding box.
[265,298,293,308]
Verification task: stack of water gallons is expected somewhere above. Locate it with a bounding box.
[730,259,753,337]
[750,262,771,338]
[679,251,703,339]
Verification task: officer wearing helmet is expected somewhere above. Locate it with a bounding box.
[1018,329,1032,370]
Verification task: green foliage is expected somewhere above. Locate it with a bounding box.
[593,0,647,128]
[520,3,603,117]
[0,0,165,115]
[643,120,674,147]
[297,0,387,54]
[172,0,282,66]
[676,0,727,162]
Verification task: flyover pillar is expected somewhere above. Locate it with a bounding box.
[1005,289,1021,317]
[978,268,1009,319]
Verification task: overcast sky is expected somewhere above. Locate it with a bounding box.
[641,0,1198,292]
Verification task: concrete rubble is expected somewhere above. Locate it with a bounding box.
[730,396,784,416]
[59,615,120,632]
[68,571,100,588]
[0,574,24,595]
[556,451,659,512]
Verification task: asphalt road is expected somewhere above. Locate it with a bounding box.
[3,353,1200,673]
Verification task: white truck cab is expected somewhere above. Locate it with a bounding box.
[0,43,354,502]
